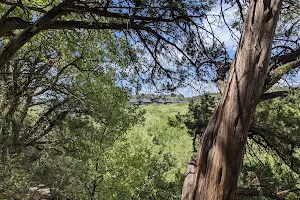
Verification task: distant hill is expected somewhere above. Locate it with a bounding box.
[131,93,185,101]
[130,86,300,105]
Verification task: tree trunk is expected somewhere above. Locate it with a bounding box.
[182,0,283,199]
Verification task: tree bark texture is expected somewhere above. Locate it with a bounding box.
[182,0,283,199]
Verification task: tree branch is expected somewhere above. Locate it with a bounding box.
[236,187,284,200]
[0,0,74,70]
[63,4,191,22]
[260,91,289,101]
[235,0,245,22]
[265,57,300,91]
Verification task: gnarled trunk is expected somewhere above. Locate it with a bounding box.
[182,0,283,199]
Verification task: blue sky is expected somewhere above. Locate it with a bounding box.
[167,4,239,97]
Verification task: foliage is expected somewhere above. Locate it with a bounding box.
[0,0,225,92]
[0,22,143,199]
[169,94,216,151]
[0,101,193,199]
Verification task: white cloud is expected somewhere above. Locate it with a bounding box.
[176,81,218,97]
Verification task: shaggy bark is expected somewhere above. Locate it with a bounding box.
[182,0,283,199]
[182,155,292,200]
